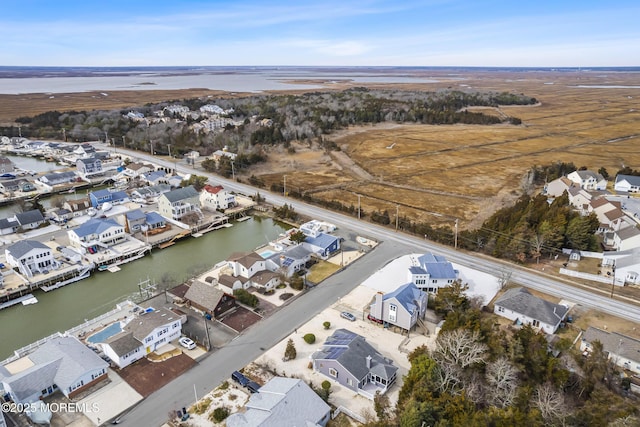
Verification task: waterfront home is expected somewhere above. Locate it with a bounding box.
[130,183,171,201]
[143,170,168,186]
[227,252,266,278]
[614,174,640,193]
[5,240,59,277]
[157,185,201,222]
[0,218,18,235]
[89,188,129,208]
[311,329,398,399]
[0,178,36,193]
[493,287,569,334]
[226,377,331,427]
[0,156,14,173]
[218,251,282,292]
[301,233,340,259]
[51,208,73,223]
[38,171,77,186]
[407,252,459,293]
[144,211,167,231]
[184,280,236,318]
[124,209,147,233]
[567,170,607,191]
[63,197,92,217]
[299,220,337,238]
[99,307,182,368]
[199,184,236,211]
[581,327,640,375]
[0,335,108,404]
[124,162,155,178]
[268,245,312,277]
[68,218,126,252]
[76,157,103,178]
[369,282,427,332]
[0,209,45,235]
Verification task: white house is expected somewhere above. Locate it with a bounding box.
[68,218,126,252]
[407,252,459,293]
[614,174,640,193]
[99,308,182,369]
[157,185,201,222]
[218,251,281,292]
[611,227,640,251]
[567,170,607,191]
[38,171,77,186]
[568,186,593,215]
[602,248,640,286]
[493,287,569,334]
[5,240,58,277]
[544,177,576,198]
[199,184,236,211]
[581,327,640,375]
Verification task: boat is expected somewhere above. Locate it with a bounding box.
[101,202,113,212]
[21,296,39,305]
[98,265,110,272]
[87,208,97,217]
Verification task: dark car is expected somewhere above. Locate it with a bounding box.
[246,381,261,393]
[231,371,249,387]
[367,314,383,324]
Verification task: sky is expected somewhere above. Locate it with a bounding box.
[2,0,639,67]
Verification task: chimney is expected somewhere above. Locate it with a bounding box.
[366,355,372,369]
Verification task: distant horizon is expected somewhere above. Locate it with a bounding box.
[3,1,639,67]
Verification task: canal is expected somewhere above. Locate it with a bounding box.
[0,217,286,360]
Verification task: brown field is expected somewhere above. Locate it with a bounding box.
[3,70,640,230]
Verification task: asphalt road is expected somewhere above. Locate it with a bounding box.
[98,144,640,425]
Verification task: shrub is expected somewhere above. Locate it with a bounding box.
[218,381,229,390]
[323,321,331,330]
[233,289,259,307]
[289,275,304,291]
[210,406,230,423]
[321,380,331,390]
[303,333,316,344]
[280,293,293,301]
[284,338,297,361]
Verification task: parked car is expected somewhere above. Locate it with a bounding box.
[246,381,261,393]
[178,337,196,350]
[231,371,249,387]
[341,311,356,322]
[367,314,383,324]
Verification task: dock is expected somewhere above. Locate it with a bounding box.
[0,294,37,311]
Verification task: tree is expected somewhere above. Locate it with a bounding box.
[433,329,488,369]
[486,357,519,408]
[284,338,296,361]
[433,281,470,316]
[181,174,208,191]
[598,167,610,179]
[373,390,391,421]
[533,382,566,422]
[289,229,307,244]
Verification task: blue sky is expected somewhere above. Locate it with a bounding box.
[2,0,639,67]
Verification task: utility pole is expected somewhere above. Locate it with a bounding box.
[395,205,399,231]
[454,218,459,249]
[357,194,361,219]
[150,140,154,156]
[231,161,235,181]
[283,175,288,196]
[167,144,171,158]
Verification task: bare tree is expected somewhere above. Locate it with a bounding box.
[434,329,488,369]
[434,362,462,394]
[486,357,518,408]
[498,268,512,290]
[533,382,566,422]
[531,233,546,264]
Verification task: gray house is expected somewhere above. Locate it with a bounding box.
[494,287,569,334]
[312,329,397,399]
[369,282,427,332]
[15,209,46,230]
[226,377,330,427]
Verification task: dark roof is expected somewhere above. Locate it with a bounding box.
[162,185,199,203]
[6,240,50,259]
[104,332,141,357]
[495,287,568,326]
[251,271,279,286]
[383,282,425,315]
[616,174,640,187]
[617,226,640,241]
[184,280,226,312]
[124,308,180,342]
[0,218,17,229]
[15,209,45,225]
[218,274,249,288]
[229,252,264,269]
[583,327,640,364]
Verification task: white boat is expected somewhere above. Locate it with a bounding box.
[87,207,97,217]
[21,296,39,305]
[101,202,113,212]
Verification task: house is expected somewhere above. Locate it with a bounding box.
[38,171,77,186]
[143,170,168,186]
[89,189,129,208]
[76,157,103,177]
[199,184,236,210]
[493,287,569,334]
[302,233,340,259]
[226,252,266,279]
[219,251,282,292]
[250,271,281,291]
[51,208,73,223]
[14,209,45,230]
[130,184,172,201]
[226,377,331,427]
[68,218,126,252]
[269,245,311,277]
[5,240,58,277]
[312,329,398,399]
[144,211,167,231]
[124,162,155,177]
[299,220,337,238]
[543,177,576,198]
[211,149,237,163]
[610,226,640,251]
[581,327,640,375]
[0,178,36,193]
[63,197,92,217]
[407,252,459,293]
[124,209,147,233]
[614,174,640,193]
[0,218,19,235]
[369,282,427,332]
[601,248,640,286]
[184,280,236,318]
[567,170,607,191]
[157,185,201,221]
[0,336,108,404]
[0,156,14,173]
[98,307,182,369]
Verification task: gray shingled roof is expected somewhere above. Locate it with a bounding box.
[184,280,225,312]
[616,174,640,187]
[229,252,264,269]
[15,209,44,226]
[495,287,568,326]
[6,240,50,259]
[124,308,179,342]
[617,226,640,241]
[104,332,141,357]
[2,360,61,402]
[583,327,640,364]
[162,185,199,203]
[251,271,279,286]
[226,377,330,427]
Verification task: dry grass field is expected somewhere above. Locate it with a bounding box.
[3,70,639,230]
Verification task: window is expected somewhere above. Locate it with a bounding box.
[347,378,353,386]
[532,319,540,327]
[389,304,397,322]
[329,368,338,378]
[498,306,504,313]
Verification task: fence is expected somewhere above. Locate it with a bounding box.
[332,405,367,424]
[559,268,613,284]
[561,249,604,259]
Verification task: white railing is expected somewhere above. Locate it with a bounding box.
[332,406,366,424]
[559,268,613,284]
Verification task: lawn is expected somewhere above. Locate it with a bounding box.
[306,260,341,284]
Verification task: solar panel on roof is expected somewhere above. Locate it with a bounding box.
[325,347,347,359]
[282,258,294,267]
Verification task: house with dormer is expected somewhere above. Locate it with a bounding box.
[98,307,182,368]
[76,157,103,177]
[63,197,92,217]
[218,251,282,292]
[184,280,236,319]
[199,184,236,211]
[369,282,427,332]
[567,170,607,191]
[157,185,201,222]
[407,252,459,293]
[494,287,569,334]
[5,240,58,277]
[88,189,129,208]
[68,218,126,252]
[311,329,397,400]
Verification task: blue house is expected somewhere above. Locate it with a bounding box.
[302,233,340,259]
[144,212,166,230]
[89,189,129,208]
[407,252,459,293]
